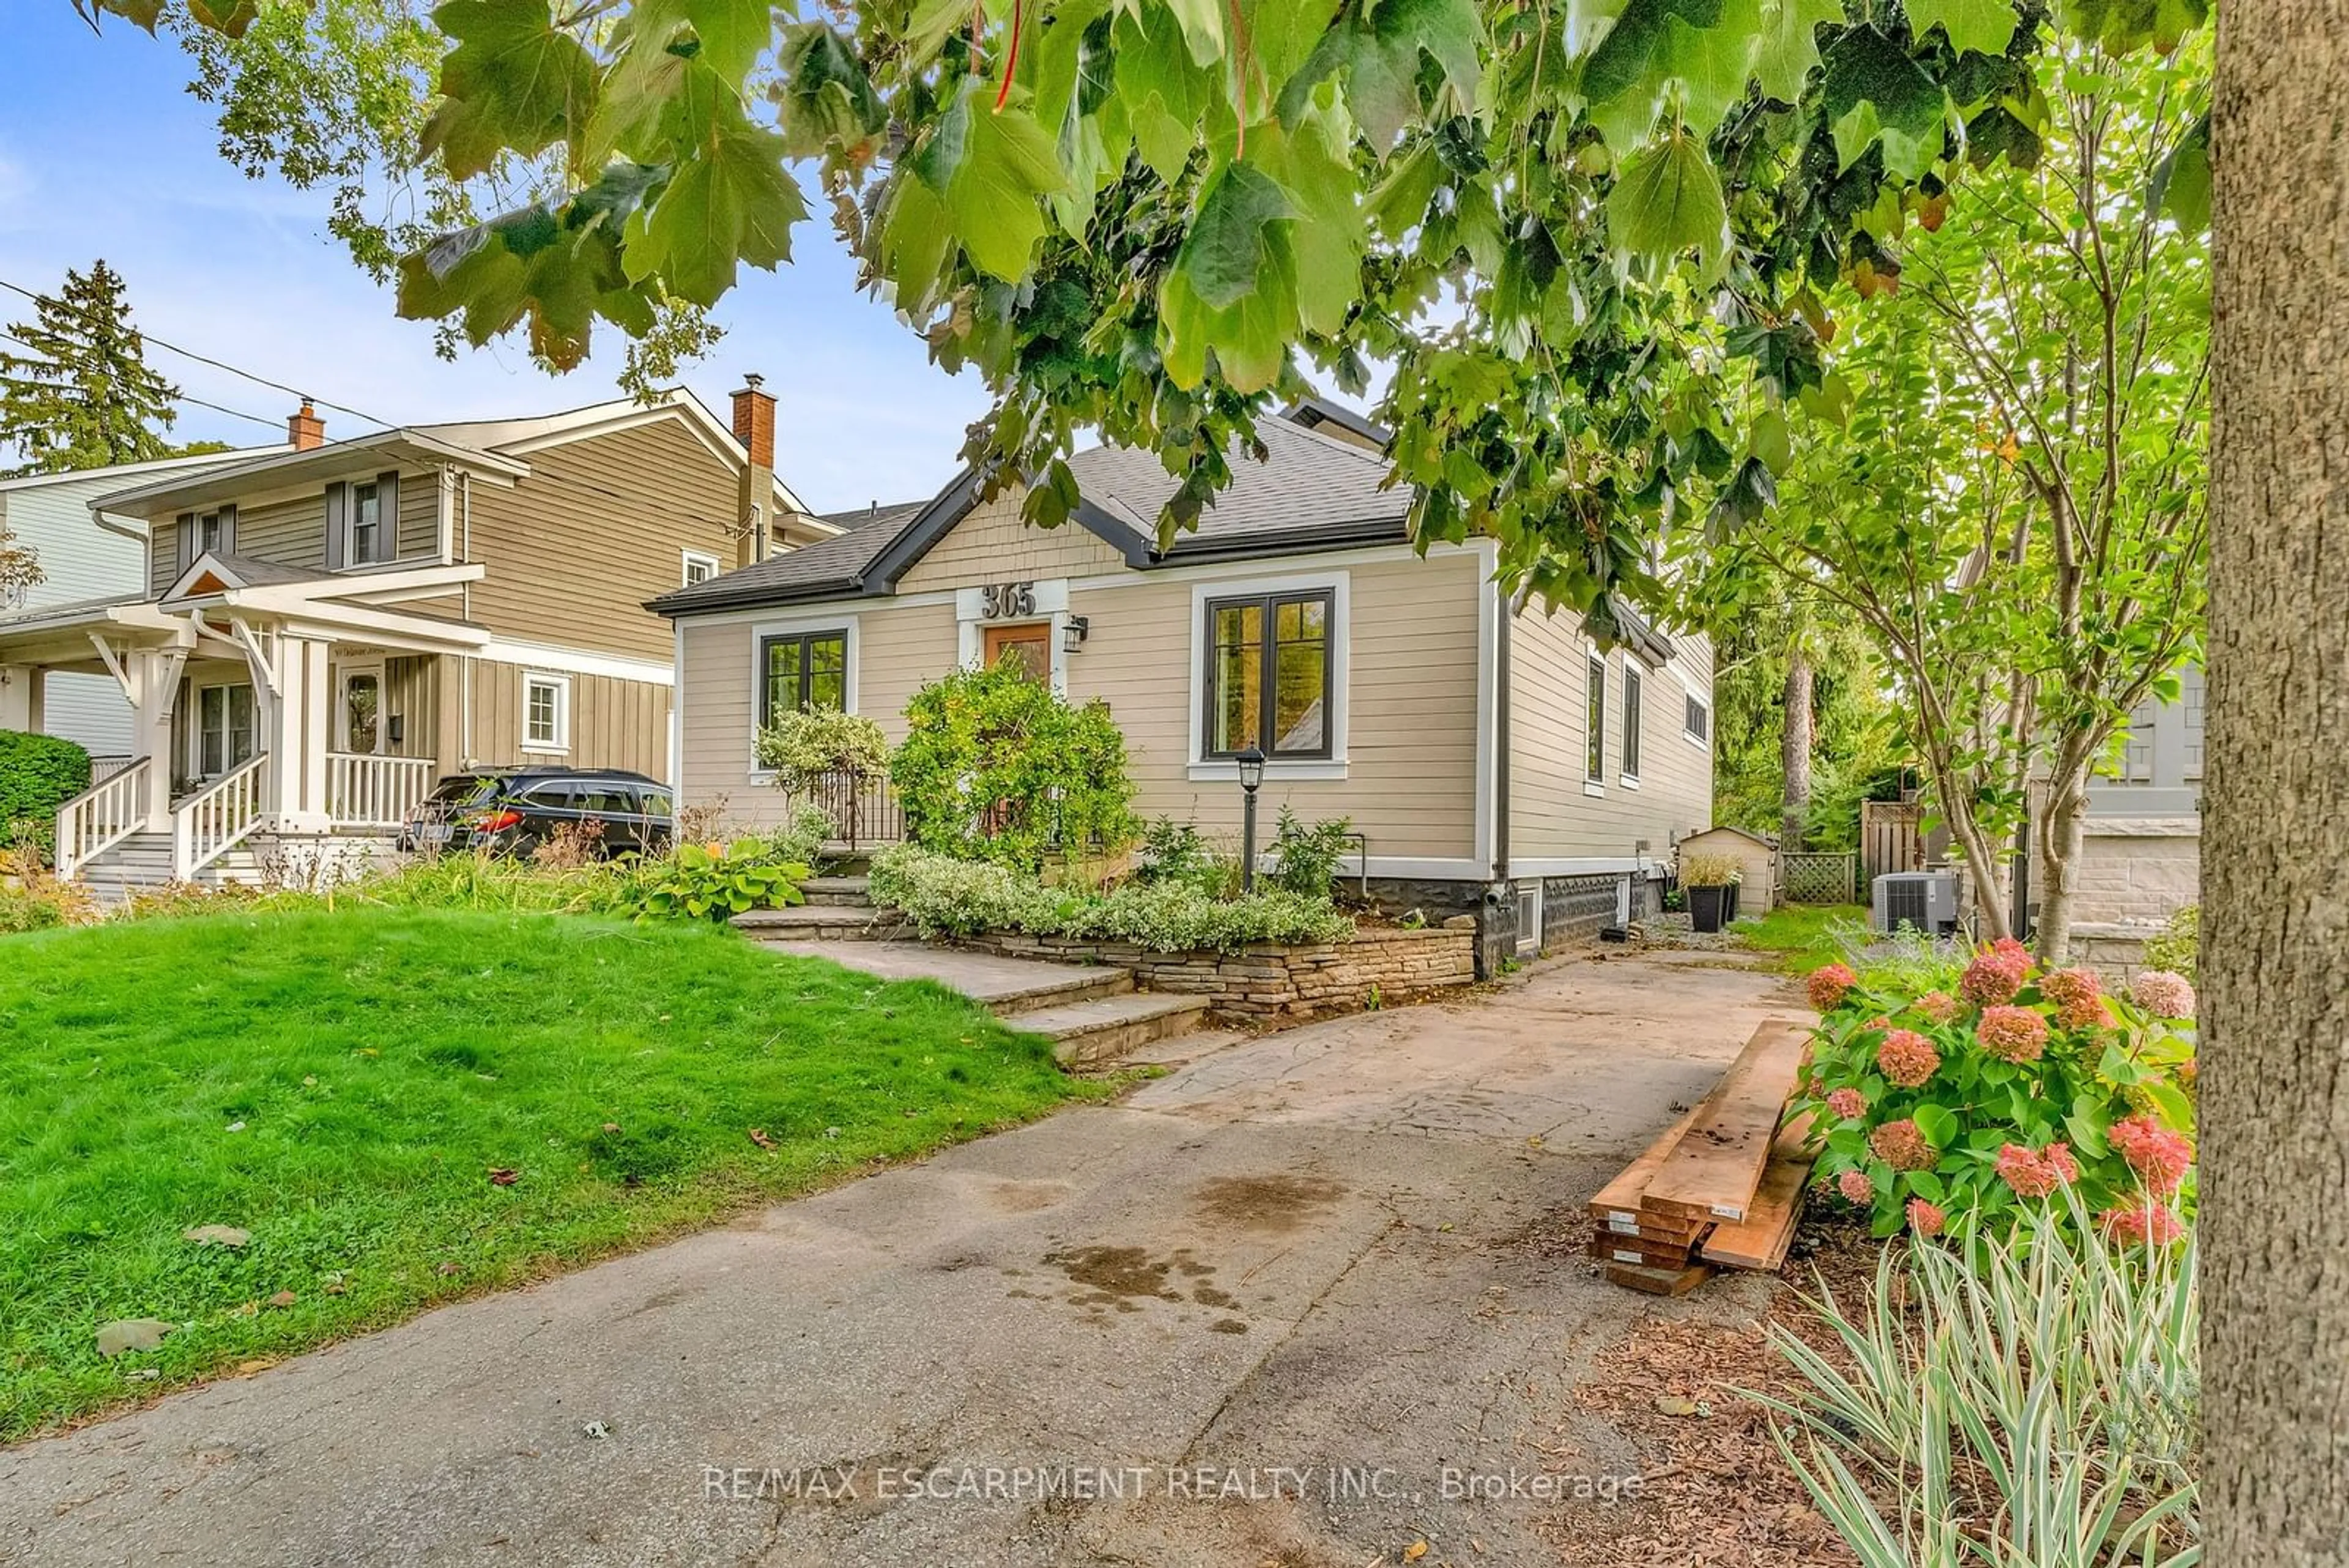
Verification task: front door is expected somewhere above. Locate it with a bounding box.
[340,666,385,754]
[982,622,1051,682]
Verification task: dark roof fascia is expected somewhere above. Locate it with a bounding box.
[1144,515,1411,568]
[648,574,869,617]
[853,466,991,589]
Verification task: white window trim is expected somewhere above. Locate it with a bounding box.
[521,671,571,754]
[1621,663,1645,788]
[347,480,393,568]
[1584,648,1607,788]
[745,612,860,780]
[1185,568,1351,782]
[681,548,722,587]
[1515,882,1543,958]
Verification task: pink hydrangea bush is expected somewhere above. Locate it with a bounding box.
[1795,936,2197,1241]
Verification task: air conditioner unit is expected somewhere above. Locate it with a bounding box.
[1872,871,1959,935]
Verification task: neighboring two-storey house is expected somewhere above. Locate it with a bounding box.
[0,382,828,891]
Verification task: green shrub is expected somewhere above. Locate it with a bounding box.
[755,709,891,844]
[0,730,92,861]
[870,845,1353,951]
[1795,937,2197,1241]
[891,662,1137,869]
[0,884,69,934]
[1764,1193,2198,1567]
[2143,904,2197,981]
[618,838,809,921]
[1267,807,1352,897]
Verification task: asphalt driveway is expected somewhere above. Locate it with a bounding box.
[0,949,1796,1567]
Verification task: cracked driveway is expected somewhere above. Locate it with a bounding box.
[0,949,1794,1567]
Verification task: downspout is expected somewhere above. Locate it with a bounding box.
[459,471,475,768]
[1493,580,1513,884]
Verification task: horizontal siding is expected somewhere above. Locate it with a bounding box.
[896,488,1130,591]
[234,492,328,572]
[146,470,440,592]
[398,472,440,559]
[1509,606,1713,860]
[0,476,147,751]
[464,415,743,663]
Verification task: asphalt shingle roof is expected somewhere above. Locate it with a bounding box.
[649,404,1408,616]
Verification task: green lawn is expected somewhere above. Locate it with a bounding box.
[1731,902,1870,974]
[0,908,1101,1439]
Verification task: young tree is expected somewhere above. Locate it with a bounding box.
[2203,1,2349,1557]
[0,259,185,477]
[0,520,42,609]
[1702,34,2208,959]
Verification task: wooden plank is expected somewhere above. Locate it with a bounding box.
[1586,1108,1699,1229]
[1701,1116,1817,1272]
[1587,1232,1698,1268]
[1605,1259,1714,1298]
[1641,1019,1813,1225]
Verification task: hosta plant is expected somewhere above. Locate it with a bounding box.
[1795,939,2197,1239]
[622,839,808,921]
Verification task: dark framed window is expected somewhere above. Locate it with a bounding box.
[1586,653,1606,781]
[1684,692,1710,742]
[760,630,849,726]
[1623,667,1643,779]
[349,481,388,565]
[1203,589,1334,759]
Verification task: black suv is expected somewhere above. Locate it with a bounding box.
[401,767,675,858]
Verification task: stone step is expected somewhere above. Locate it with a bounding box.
[734,905,895,940]
[750,939,1134,1014]
[1015,992,1214,1072]
[797,875,872,907]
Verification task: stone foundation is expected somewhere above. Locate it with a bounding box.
[2071,816,2199,926]
[962,926,1479,1019]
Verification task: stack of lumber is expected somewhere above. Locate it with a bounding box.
[1584,1017,1817,1296]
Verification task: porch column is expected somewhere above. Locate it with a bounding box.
[128,648,176,831]
[268,635,335,832]
[0,664,41,732]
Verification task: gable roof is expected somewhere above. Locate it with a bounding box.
[650,404,1409,617]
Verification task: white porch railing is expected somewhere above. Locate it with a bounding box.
[176,754,270,879]
[327,752,434,830]
[56,757,152,879]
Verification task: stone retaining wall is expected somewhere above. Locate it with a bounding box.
[962,924,1480,1019]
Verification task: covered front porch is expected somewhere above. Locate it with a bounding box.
[1,558,489,886]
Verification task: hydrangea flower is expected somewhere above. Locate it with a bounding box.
[1906,1198,1947,1237]
[2101,1202,2188,1246]
[1868,1118,1935,1172]
[1807,962,1860,1013]
[2131,970,2197,1020]
[2109,1113,2194,1195]
[1961,948,2029,1007]
[1825,1087,1867,1120]
[1877,1029,1942,1089]
[1976,1005,2051,1064]
[1836,1169,1876,1206]
[2040,967,2109,1030]
[1913,990,1960,1024]
[1995,1142,2076,1198]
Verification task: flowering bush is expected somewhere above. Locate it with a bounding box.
[1794,938,2196,1239]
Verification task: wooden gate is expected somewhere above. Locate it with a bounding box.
[1861,801,1926,885]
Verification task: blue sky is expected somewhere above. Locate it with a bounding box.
[0,9,992,515]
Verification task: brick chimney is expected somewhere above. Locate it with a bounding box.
[288,399,325,451]
[732,375,777,567]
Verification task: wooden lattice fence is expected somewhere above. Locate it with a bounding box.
[1780,851,1857,905]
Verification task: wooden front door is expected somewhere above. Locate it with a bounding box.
[983,622,1052,682]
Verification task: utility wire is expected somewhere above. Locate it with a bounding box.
[0,330,288,433]
[0,275,401,431]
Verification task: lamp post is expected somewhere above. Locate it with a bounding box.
[1236,745,1266,893]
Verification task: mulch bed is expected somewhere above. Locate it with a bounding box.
[1528,1213,1886,1567]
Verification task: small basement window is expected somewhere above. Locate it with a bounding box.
[1515,883,1543,958]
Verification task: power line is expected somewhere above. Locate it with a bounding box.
[0,330,287,433]
[0,275,400,432]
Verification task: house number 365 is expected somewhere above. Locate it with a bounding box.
[981,582,1036,619]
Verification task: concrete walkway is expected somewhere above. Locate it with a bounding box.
[0,950,1797,1568]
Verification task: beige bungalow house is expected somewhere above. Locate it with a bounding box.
[652,403,1715,970]
[1,381,828,891]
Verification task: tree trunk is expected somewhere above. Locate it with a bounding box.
[1781,645,1813,850]
[2205,4,2349,1559]
[2031,763,2090,967]
[1922,753,2012,943]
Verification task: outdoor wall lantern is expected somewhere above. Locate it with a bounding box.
[1062,615,1090,654]
[1236,745,1266,892]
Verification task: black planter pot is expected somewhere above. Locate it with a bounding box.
[1689,884,1729,934]
[1726,882,1742,922]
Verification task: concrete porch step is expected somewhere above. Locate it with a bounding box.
[1019,992,1214,1071]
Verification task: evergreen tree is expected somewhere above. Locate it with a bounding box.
[0,260,183,477]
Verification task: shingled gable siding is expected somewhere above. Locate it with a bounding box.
[672,488,1488,860]
[461,415,744,663]
[1508,604,1713,861]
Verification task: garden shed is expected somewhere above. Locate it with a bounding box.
[1677,825,1778,912]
